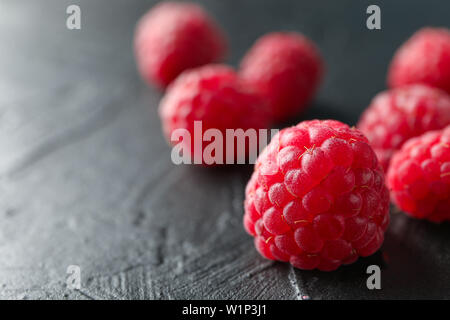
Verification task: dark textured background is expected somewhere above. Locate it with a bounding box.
[1,0,450,299]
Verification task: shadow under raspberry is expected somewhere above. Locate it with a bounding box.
[282,212,450,299]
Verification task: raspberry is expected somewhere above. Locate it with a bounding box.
[134,2,227,88]
[387,126,450,223]
[388,27,450,94]
[243,120,390,271]
[240,32,323,123]
[357,85,450,171]
[159,64,269,165]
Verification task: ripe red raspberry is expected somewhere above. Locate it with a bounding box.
[388,27,450,94]
[159,64,269,165]
[240,32,323,123]
[387,126,450,223]
[134,2,227,88]
[243,120,390,271]
[357,85,450,171]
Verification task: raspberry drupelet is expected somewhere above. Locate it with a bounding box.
[134,1,227,88]
[243,120,390,271]
[240,32,323,123]
[357,85,450,171]
[387,126,450,223]
[388,27,450,94]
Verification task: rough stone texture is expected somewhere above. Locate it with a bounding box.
[0,0,449,299]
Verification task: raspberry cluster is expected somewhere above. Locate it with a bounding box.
[358,27,450,225]
[137,3,324,163]
[135,1,450,272]
[387,126,450,222]
[244,120,390,271]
